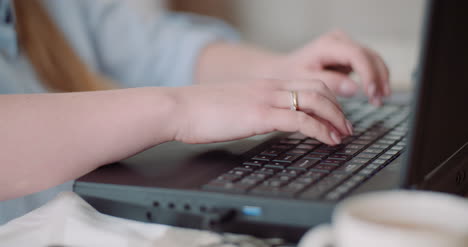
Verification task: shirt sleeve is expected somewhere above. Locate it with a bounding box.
[82,0,240,88]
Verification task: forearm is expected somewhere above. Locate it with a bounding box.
[195,42,284,84]
[0,87,176,201]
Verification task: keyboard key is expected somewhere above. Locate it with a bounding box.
[270,161,288,165]
[323,174,355,200]
[328,154,351,160]
[252,178,303,196]
[234,165,257,172]
[296,144,318,150]
[336,148,360,156]
[385,150,399,155]
[333,162,366,174]
[376,140,395,145]
[363,148,384,154]
[324,191,342,201]
[273,154,301,163]
[299,187,329,200]
[285,182,308,191]
[341,136,355,144]
[365,130,385,137]
[299,175,345,200]
[349,158,369,164]
[280,185,308,196]
[252,155,272,161]
[330,182,354,195]
[355,153,376,159]
[366,162,383,172]
[243,160,266,167]
[254,167,280,175]
[321,174,349,186]
[238,177,263,185]
[213,175,240,182]
[353,140,371,145]
[294,177,319,185]
[228,169,250,177]
[391,146,404,151]
[353,127,366,133]
[278,169,303,177]
[202,182,251,193]
[321,144,345,150]
[264,162,288,169]
[312,148,334,154]
[272,174,295,182]
[372,158,386,165]
[389,130,405,135]
[260,149,282,156]
[296,172,324,184]
[379,154,393,160]
[310,164,338,173]
[394,126,407,131]
[248,173,270,180]
[304,153,328,160]
[302,171,327,179]
[262,178,287,188]
[357,167,375,177]
[366,163,381,170]
[321,159,344,166]
[288,158,320,170]
[286,148,309,155]
[394,143,405,149]
[347,174,367,185]
[303,139,322,145]
[288,132,308,140]
[347,144,365,150]
[370,143,390,149]
[358,135,376,141]
[383,135,401,140]
[271,144,293,150]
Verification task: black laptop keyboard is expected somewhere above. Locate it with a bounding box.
[202,100,409,201]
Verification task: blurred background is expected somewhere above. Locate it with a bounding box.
[129,0,426,91]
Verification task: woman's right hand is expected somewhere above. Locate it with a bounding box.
[167,79,353,146]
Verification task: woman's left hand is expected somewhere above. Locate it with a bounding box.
[267,30,390,106]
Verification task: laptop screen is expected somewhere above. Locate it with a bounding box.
[405,0,468,186]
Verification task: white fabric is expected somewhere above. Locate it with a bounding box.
[0,192,232,247]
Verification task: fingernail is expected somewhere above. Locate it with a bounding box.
[330,131,342,145]
[346,120,354,135]
[339,80,358,96]
[368,84,376,97]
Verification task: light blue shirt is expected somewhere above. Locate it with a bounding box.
[0,0,238,224]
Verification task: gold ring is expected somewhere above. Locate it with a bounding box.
[290,90,298,111]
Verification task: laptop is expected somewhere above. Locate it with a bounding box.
[75,0,468,242]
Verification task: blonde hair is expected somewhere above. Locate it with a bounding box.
[14,0,113,92]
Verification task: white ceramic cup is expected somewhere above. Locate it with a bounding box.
[299,190,468,247]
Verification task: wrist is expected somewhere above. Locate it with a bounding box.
[196,42,287,83]
[256,54,288,79]
[145,87,179,144]
[237,44,286,79]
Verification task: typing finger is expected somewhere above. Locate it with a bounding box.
[269,90,351,136]
[367,48,391,97]
[273,79,342,110]
[298,70,359,97]
[314,39,384,105]
[265,109,343,145]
